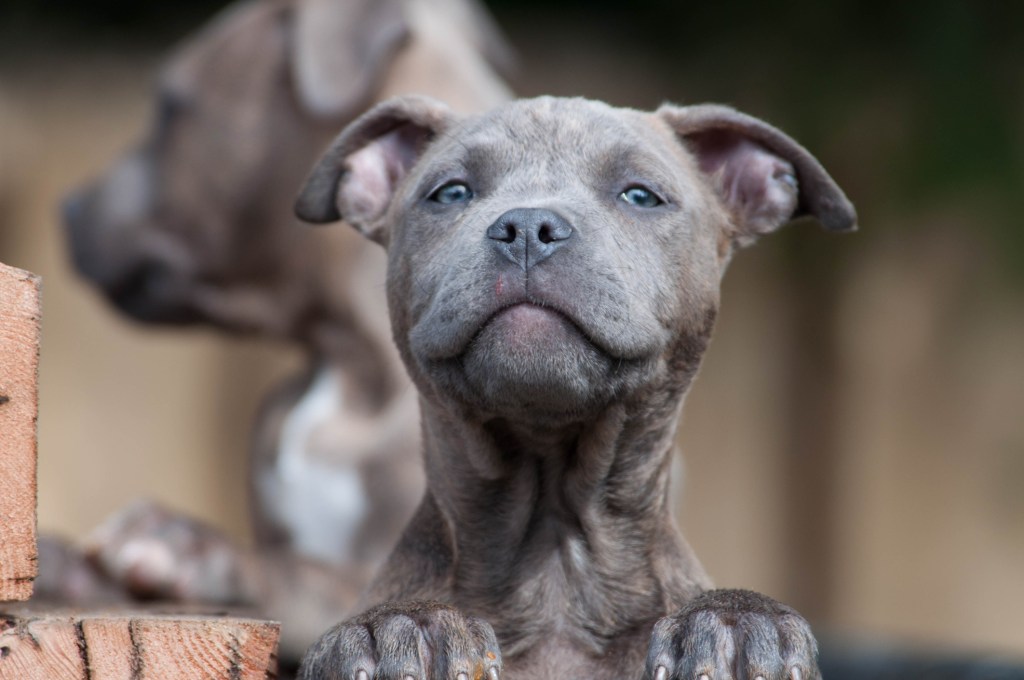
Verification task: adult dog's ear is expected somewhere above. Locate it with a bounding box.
[295,96,456,244]
[291,0,409,119]
[658,104,856,247]
[440,0,518,80]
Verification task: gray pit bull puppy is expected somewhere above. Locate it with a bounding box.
[293,94,856,679]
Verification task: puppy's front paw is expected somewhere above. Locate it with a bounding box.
[645,589,818,680]
[299,601,501,680]
[85,499,248,603]
[34,535,130,604]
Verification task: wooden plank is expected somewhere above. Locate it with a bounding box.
[0,609,280,679]
[0,261,41,602]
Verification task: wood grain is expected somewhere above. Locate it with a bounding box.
[0,261,41,602]
[0,609,280,679]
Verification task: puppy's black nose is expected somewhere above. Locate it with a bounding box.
[61,189,88,231]
[486,208,573,271]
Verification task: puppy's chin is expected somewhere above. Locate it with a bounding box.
[451,304,614,421]
[108,270,203,326]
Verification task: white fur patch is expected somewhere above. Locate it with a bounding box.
[260,368,368,566]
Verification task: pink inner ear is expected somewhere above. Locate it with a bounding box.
[338,124,429,227]
[341,142,393,223]
[691,131,800,235]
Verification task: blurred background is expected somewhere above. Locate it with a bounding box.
[1,0,1022,664]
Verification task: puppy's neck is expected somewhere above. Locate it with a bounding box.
[418,393,711,655]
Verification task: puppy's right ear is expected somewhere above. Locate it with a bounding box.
[295,96,456,245]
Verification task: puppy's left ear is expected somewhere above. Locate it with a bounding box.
[295,95,456,245]
[291,0,409,119]
[658,104,857,243]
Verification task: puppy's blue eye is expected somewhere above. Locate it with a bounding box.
[619,186,662,208]
[430,182,473,204]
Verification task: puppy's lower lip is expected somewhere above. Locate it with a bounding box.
[463,301,610,359]
[494,301,559,319]
[484,302,574,333]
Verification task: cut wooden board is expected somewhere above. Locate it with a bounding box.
[0,262,41,602]
[0,609,280,679]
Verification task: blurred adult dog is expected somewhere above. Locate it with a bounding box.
[60,0,512,660]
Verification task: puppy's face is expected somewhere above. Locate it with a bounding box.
[60,0,404,337]
[298,96,855,422]
[390,99,725,420]
[64,2,303,330]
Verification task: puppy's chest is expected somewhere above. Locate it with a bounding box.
[258,367,368,565]
[503,632,647,680]
[486,533,660,641]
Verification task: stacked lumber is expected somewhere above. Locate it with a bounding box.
[0,262,40,602]
[0,262,281,679]
[0,609,280,680]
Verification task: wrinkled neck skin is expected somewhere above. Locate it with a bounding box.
[369,363,714,677]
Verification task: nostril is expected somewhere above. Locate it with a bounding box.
[538,223,553,244]
[487,221,517,244]
[537,221,572,244]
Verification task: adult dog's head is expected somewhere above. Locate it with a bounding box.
[62,0,511,339]
[296,96,856,425]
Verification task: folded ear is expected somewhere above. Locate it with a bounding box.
[295,95,456,244]
[291,0,409,119]
[657,104,856,245]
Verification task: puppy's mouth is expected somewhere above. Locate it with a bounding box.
[412,270,667,369]
[458,298,604,360]
[107,261,201,325]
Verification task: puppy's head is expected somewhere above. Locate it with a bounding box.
[61,0,409,334]
[298,96,855,423]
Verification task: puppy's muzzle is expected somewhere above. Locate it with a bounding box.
[62,186,112,286]
[486,208,574,271]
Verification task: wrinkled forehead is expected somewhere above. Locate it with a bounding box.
[431,97,694,188]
